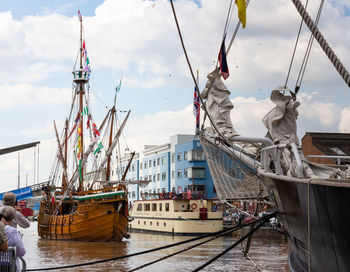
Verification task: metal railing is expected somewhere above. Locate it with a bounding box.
[0,247,26,272]
[306,155,350,165]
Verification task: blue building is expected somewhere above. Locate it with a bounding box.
[116,134,217,203]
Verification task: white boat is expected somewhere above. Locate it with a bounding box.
[129,193,223,235]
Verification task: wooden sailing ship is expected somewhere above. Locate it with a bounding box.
[37,12,130,242]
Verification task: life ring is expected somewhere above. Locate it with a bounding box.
[191,203,197,210]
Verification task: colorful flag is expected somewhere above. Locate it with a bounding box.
[218,36,229,80]
[235,0,246,28]
[116,77,122,94]
[92,123,100,136]
[94,142,104,155]
[193,70,200,135]
[78,10,82,22]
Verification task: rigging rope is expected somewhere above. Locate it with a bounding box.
[295,0,325,95]
[291,0,350,88]
[285,0,310,88]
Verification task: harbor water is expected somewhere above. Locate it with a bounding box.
[22,222,290,271]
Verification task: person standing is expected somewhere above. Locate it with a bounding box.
[0,192,30,229]
[0,219,8,252]
[1,206,26,272]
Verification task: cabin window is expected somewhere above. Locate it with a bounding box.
[137,204,142,211]
[152,203,157,211]
[144,204,150,211]
[165,203,170,212]
[159,203,162,211]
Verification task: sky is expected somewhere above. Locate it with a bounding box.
[0,0,349,192]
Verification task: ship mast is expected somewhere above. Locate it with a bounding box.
[72,13,88,192]
[106,107,116,181]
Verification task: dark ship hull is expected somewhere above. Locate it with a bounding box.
[259,171,350,272]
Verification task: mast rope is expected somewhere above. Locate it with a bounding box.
[285,0,310,88]
[291,0,350,88]
[294,0,325,95]
[26,213,276,271]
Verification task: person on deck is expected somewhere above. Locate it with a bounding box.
[1,206,26,272]
[0,220,8,252]
[0,192,30,229]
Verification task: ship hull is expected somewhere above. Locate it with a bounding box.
[259,171,350,272]
[130,199,223,235]
[38,193,129,242]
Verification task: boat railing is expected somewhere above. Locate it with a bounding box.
[261,143,304,178]
[141,191,207,200]
[306,155,350,165]
[0,246,27,272]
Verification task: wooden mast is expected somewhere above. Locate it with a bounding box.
[78,14,84,192]
[62,119,68,189]
[106,107,115,181]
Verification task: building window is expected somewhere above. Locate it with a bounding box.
[157,222,159,226]
[144,204,150,211]
[157,173,160,181]
[137,204,142,211]
[153,160,156,167]
[149,160,152,168]
[152,203,157,211]
[188,167,206,179]
[132,191,136,198]
[177,170,182,179]
[164,222,166,227]
[149,175,152,181]
[161,156,166,165]
[165,203,169,212]
[177,153,182,161]
[153,174,156,182]
[157,158,160,165]
[149,189,152,194]
[188,149,205,161]
[162,188,166,193]
[184,151,188,160]
[171,153,175,163]
[172,171,175,179]
[144,162,147,169]
[159,203,162,211]
[162,172,166,181]
[184,168,188,177]
[138,220,140,225]
[132,165,135,171]
[150,221,152,226]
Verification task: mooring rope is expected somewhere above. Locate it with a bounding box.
[27,213,276,271]
[192,217,270,271]
[291,0,350,88]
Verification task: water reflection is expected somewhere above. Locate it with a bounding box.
[22,222,289,271]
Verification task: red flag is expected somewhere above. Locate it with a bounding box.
[78,10,82,22]
[218,35,229,80]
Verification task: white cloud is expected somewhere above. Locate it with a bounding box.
[0,84,71,108]
[339,107,350,132]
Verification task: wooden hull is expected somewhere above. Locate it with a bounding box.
[38,195,129,242]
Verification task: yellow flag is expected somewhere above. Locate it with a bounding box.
[235,0,246,28]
